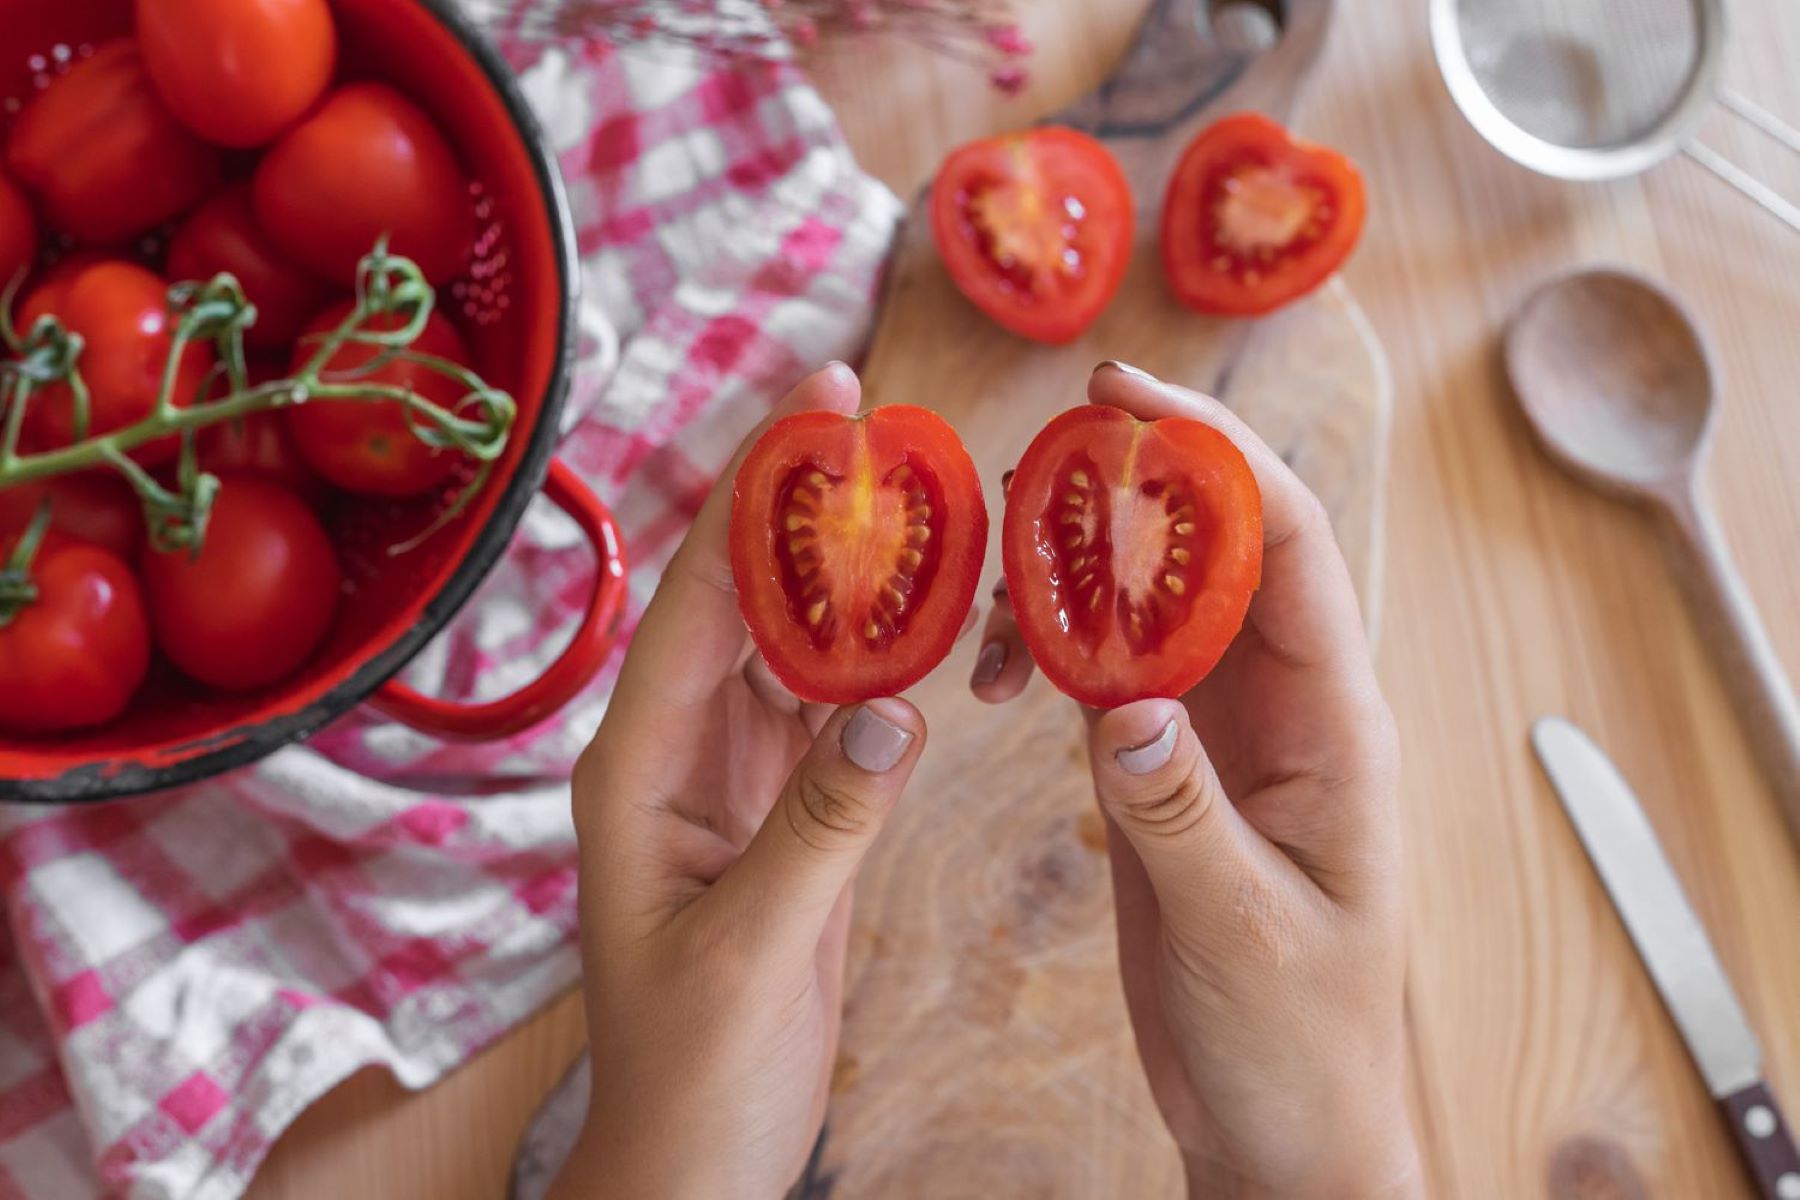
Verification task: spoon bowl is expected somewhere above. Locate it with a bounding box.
[1505,267,1717,498]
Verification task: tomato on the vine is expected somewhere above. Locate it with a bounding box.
[1160,112,1365,317]
[167,184,333,350]
[0,171,36,290]
[1001,405,1263,708]
[0,472,142,563]
[198,409,326,507]
[0,533,150,733]
[730,405,987,703]
[254,83,472,285]
[5,40,221,245]
[137,0,337,148]
[285,302,474,497]
[141,475,341,691]
[18,261,214,466]
[929,126,1134,345]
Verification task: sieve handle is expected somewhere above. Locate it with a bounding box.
[1684,90,1800,234]
[371,458,629,740]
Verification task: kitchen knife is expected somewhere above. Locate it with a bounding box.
[1532,716,1800,1200]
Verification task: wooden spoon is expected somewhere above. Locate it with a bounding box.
[1505,266,1800,837]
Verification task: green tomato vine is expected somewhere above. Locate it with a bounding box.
[0,242,516,561]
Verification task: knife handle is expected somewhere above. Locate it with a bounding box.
[1720,1081,1800,1199]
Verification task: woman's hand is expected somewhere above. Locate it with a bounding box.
[972,362,1422,1198]
[552,364,928,1200]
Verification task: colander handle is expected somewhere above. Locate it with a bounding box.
[370,458,629,740]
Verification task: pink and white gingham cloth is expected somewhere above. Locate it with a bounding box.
[0,17,903,1198]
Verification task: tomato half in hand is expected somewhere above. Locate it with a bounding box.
[168,185,333,350]
[1160,112,1365,317]
[5,40,221,245]
[929,126,1133,345]
[731,405,987,703]
[137,0,337,148]
[18,261,214,466]
[285,303,474,497]
[254,83,472,285]
[141,475,341,691]
[0,170,36,290]
[0,534,150,732]
[1002,405,1262,708]
[0,472,143,563]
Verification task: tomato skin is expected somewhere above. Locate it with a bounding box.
[254,83,472,286]
[0,472,142,563]
[0,171,36,290]
[1002,405,1263,709]
[141,475,341,691]
[284,302,473,497]
[5,40,222,245]
[18,261,214,466]
[1160,112,1366,317]
[0,535,150,732]
[197,408,328,507]
[730,405,987,704]
[167,185,333,350]
[929,126,1134,345]
[137,0,336,148]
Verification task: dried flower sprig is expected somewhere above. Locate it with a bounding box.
[469,0,1034,93]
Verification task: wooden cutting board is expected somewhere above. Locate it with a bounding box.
[821,0,1391,1193]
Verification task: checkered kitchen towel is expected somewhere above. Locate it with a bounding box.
[0,20,903,1200]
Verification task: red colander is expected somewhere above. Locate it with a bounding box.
[0,0,628,802]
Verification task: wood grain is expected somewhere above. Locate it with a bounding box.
[253,1,1800,1197]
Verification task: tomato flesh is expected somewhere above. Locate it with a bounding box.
[1003,406,1262,708]
[731,405,986,703]
[1161,112,1365,317]
[930,126,1133,345]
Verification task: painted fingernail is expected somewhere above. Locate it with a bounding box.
[1095,360,1157,382]
[1001,468,1015,495]
[972,640,1006,686]
[1116,719,1177,775]
[843,701,913,773]
[992,577,1009,601]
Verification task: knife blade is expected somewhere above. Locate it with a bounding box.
[1532,716,1800,1200]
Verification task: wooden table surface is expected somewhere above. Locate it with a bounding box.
[252,2,1800,1196]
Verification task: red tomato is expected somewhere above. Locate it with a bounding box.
[197,410,327,506]
[929,127,1133,345]
[0,534,149,732]
[18,261,214,466]
[1160,112,1366,317]
[5,40,221,245]
[167,184,333,349]
[0,472,142,563]
[137,0,337,148]
[730,405,987,703]
[1001,406,1263,708]
[0,170,35,290]
[141,475,341,691]
[254,84,472,285]
[284,302,474,497]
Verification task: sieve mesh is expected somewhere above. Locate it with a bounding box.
[1455,0,1702,148]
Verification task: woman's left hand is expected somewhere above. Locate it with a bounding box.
[551,364,929,1200]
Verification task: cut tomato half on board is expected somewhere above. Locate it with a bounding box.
[731,405,987,704]
[929,126,1133,344]
[1161,111,1365,317]
[1002,406,1262,708]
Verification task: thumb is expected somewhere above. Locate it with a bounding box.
[714,698,925,949]
[1089,699,1270,938]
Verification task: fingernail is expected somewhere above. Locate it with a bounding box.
[992,577,1009,601]
[972,641,1006,686]
[1116,719,1177,775]
[1095,360,1157,382]
[843,701,913,773]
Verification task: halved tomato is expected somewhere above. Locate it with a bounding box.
[1161,112,1365,317]
[1002,405,1262,708]
[929,126,1133,345]
[730,405,987,703]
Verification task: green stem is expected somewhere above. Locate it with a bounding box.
[0,500,52,626]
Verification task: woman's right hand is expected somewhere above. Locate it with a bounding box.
[972,362,1423,1198]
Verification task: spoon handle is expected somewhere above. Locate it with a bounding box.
[1658,480,1800,836]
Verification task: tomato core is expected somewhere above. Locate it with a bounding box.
[958,160,1090,300]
